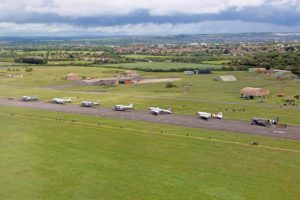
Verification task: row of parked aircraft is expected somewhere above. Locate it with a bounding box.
[20,96,223,119]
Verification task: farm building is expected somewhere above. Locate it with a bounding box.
[249,68,267,73]
[83,77,134,86]
[240,87,270,99]
[66,73,82,81]
[214,75,237,82]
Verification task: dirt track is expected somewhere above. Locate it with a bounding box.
[0,98,299,140]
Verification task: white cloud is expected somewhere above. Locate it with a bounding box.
[0,0,280,18]
[0,0,299,35]
[0,21,299,36]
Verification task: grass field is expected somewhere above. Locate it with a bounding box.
[202,60,231,65]
[0,106,299,200]
[98,62,224,71]
[0,66,299,125]
[48,60,94,65]
[0,66,122,86]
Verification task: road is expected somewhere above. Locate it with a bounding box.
[0,98,299,140]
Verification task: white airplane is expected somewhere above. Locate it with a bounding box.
[113,104,133,111]
[21,96,38,102]
[196,112,223,120]
[51,98,72,104]
[196,112,212,120]
[80,101,100,107]
[149,107,172,115]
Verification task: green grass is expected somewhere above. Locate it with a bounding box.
[202,60,231,65]
[0,61,23,66]
[48,60,94,65]
[0,106,299,200]
[98,62,224,71]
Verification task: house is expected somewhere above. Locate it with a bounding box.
[214,75,237,82]
[240,87,270,99]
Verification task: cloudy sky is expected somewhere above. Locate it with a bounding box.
[0,0,300,36]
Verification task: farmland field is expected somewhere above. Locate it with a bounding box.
[0,106,299,200]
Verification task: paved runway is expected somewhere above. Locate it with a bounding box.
[0,98,299,140]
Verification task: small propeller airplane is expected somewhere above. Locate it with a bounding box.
[149,107,172,115]
[80,101,100,107]
[196,112,223,120]
[51,98,72,104]
[113,104,133,111]
[20,96,38,102]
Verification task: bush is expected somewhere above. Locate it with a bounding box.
[25,68,33,72]
[15,56,48,64]
[166,82,177,88]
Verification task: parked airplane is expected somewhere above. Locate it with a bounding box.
[196,112,212,120]
[113,104,133,111]
[251,117,278,127]
[51,98,72,104]
[80,101,100,107]
[196,112,223,120]
[149,107,172,115]
[21,96,38,102]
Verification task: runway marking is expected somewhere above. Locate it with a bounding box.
[0,112,298,153]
